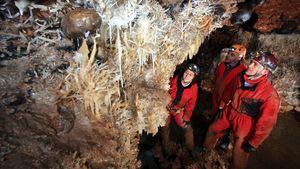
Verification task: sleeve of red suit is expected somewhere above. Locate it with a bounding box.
[182,86,198,122]
[167,76,178,113]
[249,92,281,148]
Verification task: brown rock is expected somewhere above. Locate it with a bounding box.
[253,0,300,33]
[33,9,51,20]
[0,21,19,34]
[61,9,101,38]
[295,106,300,112]
[20,27,35,37]
[1,90,25,106]
[157,0,182,6]
[281,105,294,112]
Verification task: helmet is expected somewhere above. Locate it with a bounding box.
[231,44,247,58]
[252,51,278,73]
[187,63,200,75]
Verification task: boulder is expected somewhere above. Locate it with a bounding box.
[61,9,101,38]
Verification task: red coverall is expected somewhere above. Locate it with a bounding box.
[162,75,198,151]
[205,72,280,169]
[212,61,246,116]
[166,75,198,127]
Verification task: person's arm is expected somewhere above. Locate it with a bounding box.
[166,76,177,110]
[248,93,280,148]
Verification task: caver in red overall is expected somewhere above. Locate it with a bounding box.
[166,75,198,126]
[204,72,280,169]
[212,61,246,116]
[162,75,198,151]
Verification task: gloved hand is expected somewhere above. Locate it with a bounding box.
[213,108,223,121]
[242,140,256,153]
[166,103,177,114]
[182,119,191,128]
[167,103,184,115]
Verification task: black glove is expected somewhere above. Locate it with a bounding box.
[242,140,256,153]
[213,108,223,121]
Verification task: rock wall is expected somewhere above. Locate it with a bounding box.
[253,0,300,33]
[0,0,241,168]
[258,34,300,111]
[2,0,298,168]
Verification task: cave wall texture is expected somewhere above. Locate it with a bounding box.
[0,0,299,168]
[253,0,300,33]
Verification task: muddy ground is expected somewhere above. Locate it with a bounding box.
[248,111,300,169]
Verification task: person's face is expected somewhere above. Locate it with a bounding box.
[245,60,266,76]
[224,50,241,63]
[182,69,195,83]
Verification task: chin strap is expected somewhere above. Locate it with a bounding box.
[247,72,263,80]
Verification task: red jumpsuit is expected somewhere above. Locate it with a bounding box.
[162,75,198,151]
[205,72,280,169]
[166,75,198,128]
[212,62,246,116]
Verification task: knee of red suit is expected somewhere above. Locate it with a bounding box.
[208,110,255,142]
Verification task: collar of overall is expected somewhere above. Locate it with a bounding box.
[241,72,267,90]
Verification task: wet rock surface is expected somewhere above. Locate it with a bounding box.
[61,9,101,38]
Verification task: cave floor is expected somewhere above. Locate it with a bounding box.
[248,111,300,169]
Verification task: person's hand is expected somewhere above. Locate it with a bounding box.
[166,103,174,112]
[166,103,179,115]
[242,140,256,153]
[182,118,191,128]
